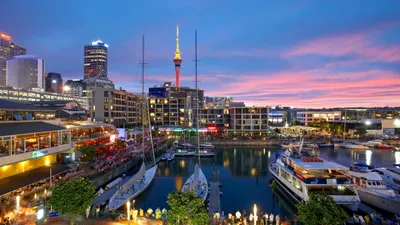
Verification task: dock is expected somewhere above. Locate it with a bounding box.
[208,181,221,215]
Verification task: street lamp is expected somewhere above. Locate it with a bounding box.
[16,195,20,213]
[253,204,257,225]
[365,120,372,126]
[127,201,131,225]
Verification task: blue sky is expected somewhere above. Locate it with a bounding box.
[1,0,400,107]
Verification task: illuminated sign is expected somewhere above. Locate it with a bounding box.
[32,150,48,158]
[0,33,11,41]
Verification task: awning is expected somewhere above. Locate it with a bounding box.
[0,163,71,196]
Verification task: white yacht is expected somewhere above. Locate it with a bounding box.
[342,143,369,150]
[361,140,382,147]
[181,163,209,201]
[305,143,319,148]
[269,148,360,211]
[200,143,215,149]
[373,167,400,194]
[346,164,400,215]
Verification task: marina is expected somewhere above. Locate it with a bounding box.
[129,144,400,218]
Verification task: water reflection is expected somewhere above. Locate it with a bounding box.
[132,145,396,217]
[365,150,372,166]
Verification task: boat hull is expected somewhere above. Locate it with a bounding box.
[182,168,209,201]
[108,165,158,210]
[318,144,334,148]
[356,188,400,215]
[376,145,392,150]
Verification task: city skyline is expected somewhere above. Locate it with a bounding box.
[1,0,400,108]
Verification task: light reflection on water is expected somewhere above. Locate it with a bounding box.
[132,146,397,217]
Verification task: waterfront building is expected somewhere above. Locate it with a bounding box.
[204,96,232,109]
[0,99,117,196]
[296,111,342,125]
[381,119,400,136]
[0,33,26,86]
[229,106,270,132]
[148,96,191,126]
[0,86,87,108]
[341,108,400,121]
[63,79,84,97]
[45,72,62,94]
[198,108,230,129]
[85,78,141,127]
[149,82,204,109]
[84,40,108,79]
[6,55,45,90]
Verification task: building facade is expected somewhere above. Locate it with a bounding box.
[204,96,232,109]
[84,40,108,79]
[6,55,44,90]
[45,72,62,94]
[63,79,84,97]
[229,106,270,132]
[0,86,87,109]
[85,78,141,127]
[198,108,230,129]
[148,96,191,127]
[296,111,342,125]
[0,33,26,86]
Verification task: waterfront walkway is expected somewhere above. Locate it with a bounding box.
[208,181,221,216]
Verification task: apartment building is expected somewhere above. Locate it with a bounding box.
[148,97,191,127]
[296,111,342,125]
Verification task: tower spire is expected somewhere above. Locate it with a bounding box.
[175,26,181,60]
[173,25,183,88]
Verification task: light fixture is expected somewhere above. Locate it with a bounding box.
[365,120,372,126]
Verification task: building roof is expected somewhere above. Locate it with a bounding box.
[0,121,66,136]
[0,99,53,111]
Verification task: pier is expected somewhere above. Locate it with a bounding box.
[208,170,221,216]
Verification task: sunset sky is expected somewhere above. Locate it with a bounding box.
[1,0,400,108]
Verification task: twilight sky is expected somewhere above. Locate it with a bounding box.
[1,0,400,108]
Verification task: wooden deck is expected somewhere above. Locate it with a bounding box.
[208,181,221,215]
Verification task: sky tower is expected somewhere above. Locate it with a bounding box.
[173,26,182,88]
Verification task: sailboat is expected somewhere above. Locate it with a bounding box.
[181,30,209,201]
[107,35,158,210]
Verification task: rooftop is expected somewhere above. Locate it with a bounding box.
[292,158,349,170]
[0,99,52,111]
[0,121,66,136]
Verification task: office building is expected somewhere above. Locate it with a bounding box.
[6,55,45,90]
[63,79,84,97]
[0,33,26,86]
[85,78,141,127]
[45,72,62,94]
[148,97,191,126]
[296,111,342,125]
[204,96,232,109]
[84,40,108,79]
[149,82,204,108]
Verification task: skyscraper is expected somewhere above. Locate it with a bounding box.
[173,26,182,88]
[45,72,63,93]
[0,32,26,86]
[84,40,108,79]
[6,55,45,90]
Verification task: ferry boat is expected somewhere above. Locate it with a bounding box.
[269,148,360,211]
[346,164,400,215]
[372,167,400,194]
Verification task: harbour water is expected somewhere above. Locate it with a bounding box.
[132,145,400,218]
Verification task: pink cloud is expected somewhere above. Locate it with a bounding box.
[285,29,400,62]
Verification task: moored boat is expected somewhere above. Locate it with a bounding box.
[108,163,158,210]
[167,154,175,161]
[281,143,300,149]
[181,163,208,201]
[376,144,392,150]
[373,167,400,194]
[342,143,369,150]
[346,163,400,215]
[198,150,215,157]
[318,143,334,148]
[174,149,196,157]
[269,138,360,211]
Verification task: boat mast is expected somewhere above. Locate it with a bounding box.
[343,110,347,141]
[140,35,156,165]
[195,30,200,167]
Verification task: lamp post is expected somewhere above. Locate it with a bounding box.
[16,195,20,213]
[253,204,257,225]
[127,201,130,225]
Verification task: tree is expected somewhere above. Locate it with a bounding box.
[78,145,96,162]
[296,194,348,225]
[167,191,209,225]
[355,127,367,135]
[49,178,96,225]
